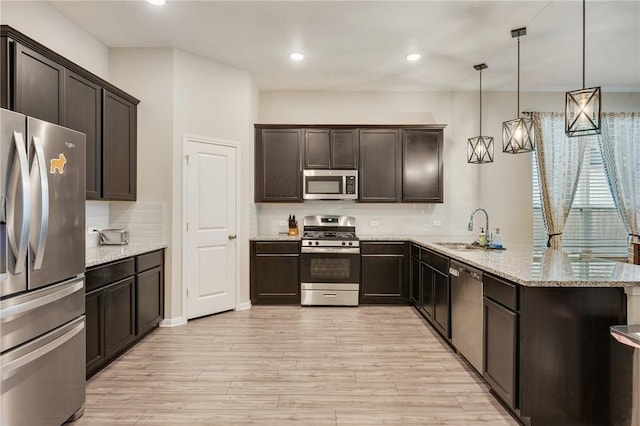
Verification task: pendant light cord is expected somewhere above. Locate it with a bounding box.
[582,0,586,89]
[479,69,482,136]
[517,35,520,117]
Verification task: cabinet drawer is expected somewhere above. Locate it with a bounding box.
[86,258,135,292]
[361,242,406,255]
[254,241,299,255]
[421,249,449,275]
[484,274,518,311]
[136,250,163,273]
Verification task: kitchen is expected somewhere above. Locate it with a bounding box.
[1,1,639,425]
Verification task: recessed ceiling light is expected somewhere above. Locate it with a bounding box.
[406,53,421,62]
[147,0,165,5]
[289,52,305,61]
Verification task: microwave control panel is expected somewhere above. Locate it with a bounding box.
[345,176,356,194]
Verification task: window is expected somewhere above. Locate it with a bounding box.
[532,138,628,257]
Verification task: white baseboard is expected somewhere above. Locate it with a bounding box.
[235,301,252,311]
[160,317,187,327]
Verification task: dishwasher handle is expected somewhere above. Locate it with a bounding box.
[450,265,482,281]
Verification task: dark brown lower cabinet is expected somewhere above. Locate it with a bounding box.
[103,277,136,358]
[84,290,103,375]
[86,249,165,378]
[410,255,420,306]
[360,242,408,304]
[483,297,518,410]
[250,241,300,304]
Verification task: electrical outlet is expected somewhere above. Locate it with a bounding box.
[369,220,379,227]
[432,220,442,227]
[278,220,287,227]
[87,227,98,235]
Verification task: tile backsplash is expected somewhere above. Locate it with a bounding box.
[85,201,165,248]
[255,202,474,238]
[110,202,165,244]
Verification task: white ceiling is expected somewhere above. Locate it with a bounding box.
[48,0,640,92]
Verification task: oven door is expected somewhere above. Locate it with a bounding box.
[300,248,360,284]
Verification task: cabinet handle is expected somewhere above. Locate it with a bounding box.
[228,234,237,240]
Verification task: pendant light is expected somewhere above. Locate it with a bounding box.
[503,27,535,153]
[468,63,494,164]
[565,0,601,137]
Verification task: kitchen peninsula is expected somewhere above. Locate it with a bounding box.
[250,234,640,425]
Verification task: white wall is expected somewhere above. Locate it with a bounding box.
[172,50,258,316]
[0,1,109,79]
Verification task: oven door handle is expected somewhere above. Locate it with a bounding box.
[301,247,360,254]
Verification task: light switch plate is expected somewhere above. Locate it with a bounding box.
[370,220,379,227]
[278,220,287,226]
[432,220,442,227]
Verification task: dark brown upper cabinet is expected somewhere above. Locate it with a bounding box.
[1,25,139,201]
[402,129,444,203]
[304,129,357,169]
[64,70,102,199]
[10,42,64,124]
[255,128,303,202]
[358,129,401,202]
[103,90,137,201]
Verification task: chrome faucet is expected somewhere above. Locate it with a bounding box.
[468,208,491,243]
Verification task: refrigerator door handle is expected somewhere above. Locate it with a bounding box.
[6,131,31,275]
[30,136,49,271]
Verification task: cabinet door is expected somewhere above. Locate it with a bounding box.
[420,264,434,318]
[403,129,443,202]
[483,297,518,410]
[14,42,64,124]
[360,254,405,304]
[136,266,164,336]
[358,129,401,202]
[410,257,420,307]
[255,129,302,202]
[104,277,136,358]
[251,254,300,304]
[64,70,102,199]
[85,289,104,376]
[433,270,450,337]
[304,129,330,169]
[331,129,357,169]
[103,89,137,201]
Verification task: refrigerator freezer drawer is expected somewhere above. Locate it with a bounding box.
[1,315,86,426]
[0,276,84,351]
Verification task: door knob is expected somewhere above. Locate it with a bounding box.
[228,234,237,240]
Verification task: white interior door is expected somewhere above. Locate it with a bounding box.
[185,138,237,319]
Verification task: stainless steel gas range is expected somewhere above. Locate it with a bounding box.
[300,215,360,306]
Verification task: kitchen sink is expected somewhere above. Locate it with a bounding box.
[435,242,505,251]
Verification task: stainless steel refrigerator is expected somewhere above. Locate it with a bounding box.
[1,108,86,425]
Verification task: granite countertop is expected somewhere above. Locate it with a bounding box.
[250,234,301,241]
[251,234,640,288]
[86,243,168,268]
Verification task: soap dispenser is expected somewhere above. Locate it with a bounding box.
[478,227,487,246]
[492,228,503,248]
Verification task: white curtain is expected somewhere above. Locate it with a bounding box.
[532,112,588,249]
[599,112,640,262]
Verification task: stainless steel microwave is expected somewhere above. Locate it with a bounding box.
[303,170,358,200]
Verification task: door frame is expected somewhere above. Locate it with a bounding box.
[182,134,242,321]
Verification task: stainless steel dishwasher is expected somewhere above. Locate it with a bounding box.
[610,325,640,426]
[450,260,483,373]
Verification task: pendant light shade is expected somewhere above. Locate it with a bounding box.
[565,0,601,137]
[503,27,535,154]
[468,63,494,164]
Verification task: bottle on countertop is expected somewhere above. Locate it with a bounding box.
[492,228,503,249]
[478,227,487,246]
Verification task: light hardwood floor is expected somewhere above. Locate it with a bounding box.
[74,306,518,425]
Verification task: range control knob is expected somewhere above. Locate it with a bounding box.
[315,241,319,246]
[342,242,346,246]
[348,242,353,246]
[308,241,313,246]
